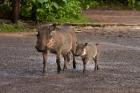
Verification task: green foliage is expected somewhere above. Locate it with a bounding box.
[21,0,82,22]
[19,0,140,22]
[20,0,32,19]
[127,0,140,9]
[135,1,140,10]
[0,0,139,23]
[128,0,136,8]
[0,22,30,32]
[0,4,11,16]
[57,0,81,18]
[78,0,99,9]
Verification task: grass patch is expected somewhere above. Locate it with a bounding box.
[0,21,33,32]
[0,16,93,32]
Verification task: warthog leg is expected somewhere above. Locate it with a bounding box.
[82,58,87,73]
[56,52,62,73]
[72,51,76,69]
[43,51,48,74]
[63,54,68,71]
[93,56,99,71]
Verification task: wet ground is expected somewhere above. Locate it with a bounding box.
[0,27,140,93]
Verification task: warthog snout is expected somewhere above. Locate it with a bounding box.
[75,43,87,56]
[35,45,46,52]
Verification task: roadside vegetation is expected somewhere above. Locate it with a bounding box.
[0,0,140,32]
[1,0,140,22]
[19,0,140,22]
[0,21,33,32]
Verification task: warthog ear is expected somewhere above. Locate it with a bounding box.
[84,43,88,46]
[50,31,56,37]
[49,24,56,31]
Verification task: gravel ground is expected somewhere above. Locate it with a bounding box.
[0,27,140,93]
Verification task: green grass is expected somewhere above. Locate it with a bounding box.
[0,22,32,32]
[0,16,93,32]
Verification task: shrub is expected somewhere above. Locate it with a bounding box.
[20,0,32,19]
[78,0,99,9]
[20,0,82,22]
[0,3,11,17]
[128,0,136,8]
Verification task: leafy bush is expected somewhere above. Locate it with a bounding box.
[135,1,140,9]
[20,0,82,22]
[57,0,81,18]
[128,0,136,8]
[78,0,99,9]
[20,0,32,19]
[1,0,140,22]
[0,4,11,16]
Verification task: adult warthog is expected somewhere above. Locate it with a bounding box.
[35,24,77,74]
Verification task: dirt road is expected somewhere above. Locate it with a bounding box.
[0,27,140,93]
[84,9,140,24]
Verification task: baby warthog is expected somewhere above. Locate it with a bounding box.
[75,43,99,73]
[35,24,77,74]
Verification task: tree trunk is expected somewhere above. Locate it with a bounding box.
[11,0,20,23]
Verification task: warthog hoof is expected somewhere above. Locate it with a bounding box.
[73,64,76,69]
[57,67,62,73]
[63,66,67,71]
